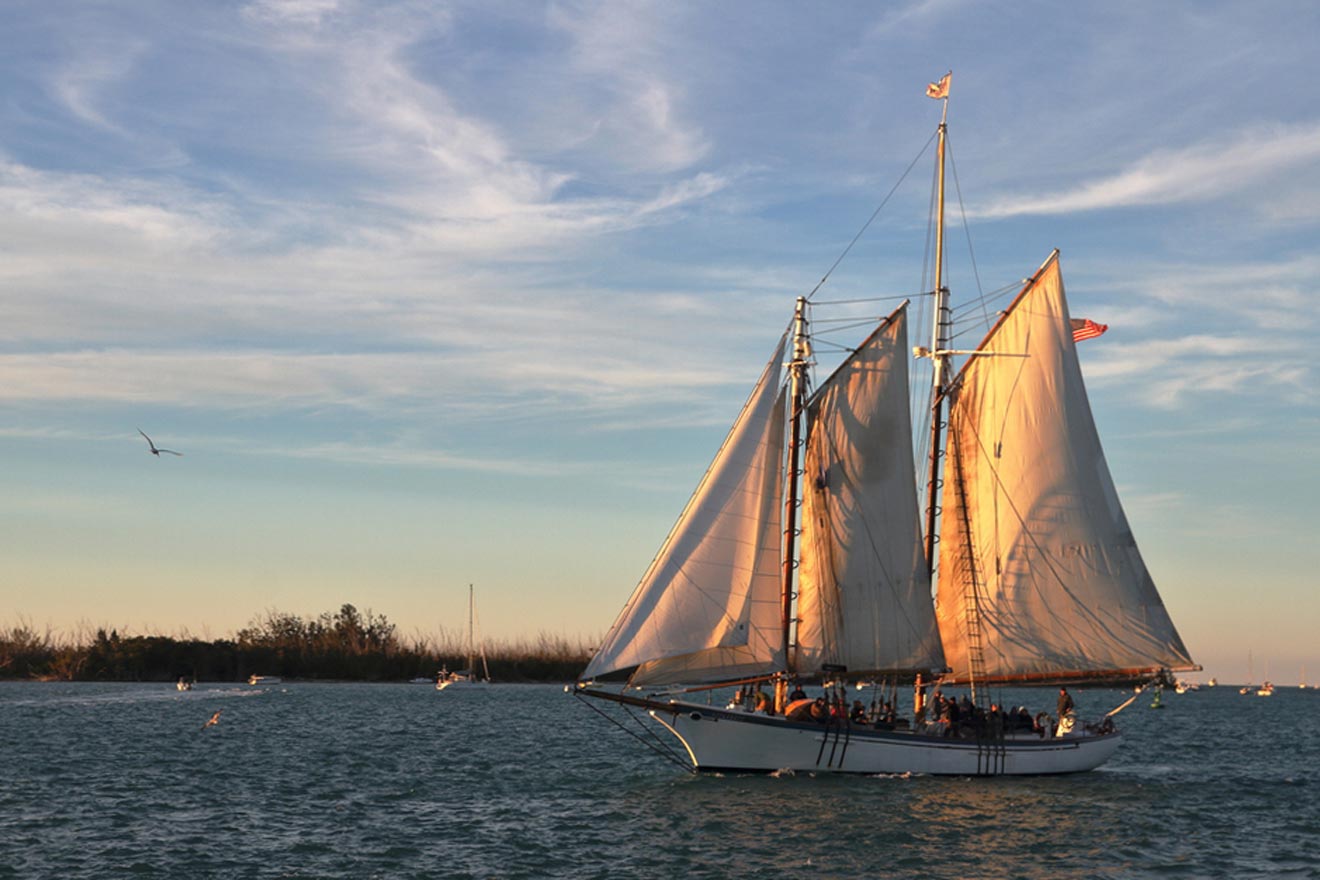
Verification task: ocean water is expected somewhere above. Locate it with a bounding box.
[1,681,1316,879]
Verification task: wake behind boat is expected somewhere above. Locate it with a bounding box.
[573,75,1196,776]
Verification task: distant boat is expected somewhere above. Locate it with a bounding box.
[1241,651,1256,695]
[1252,659,1274,696]
[437,584,491,690]
[176,677,194,691]
[248,675,281,685]
[573,80,1197,776]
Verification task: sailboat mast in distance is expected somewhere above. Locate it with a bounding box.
[467,583,475,674]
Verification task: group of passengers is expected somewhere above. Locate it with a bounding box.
[918,689,1046,738]
[727,681,1078,739]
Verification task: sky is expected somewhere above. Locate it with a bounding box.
[2,0,1317,684]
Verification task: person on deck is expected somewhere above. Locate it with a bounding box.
[945,694,961,736]
[1057,687,1075,719]
[809,697,829,724]
[987,703,1005,737]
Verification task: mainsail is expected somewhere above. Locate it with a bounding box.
[935,253,1195,684]
[582,335,790,685]
[796,307,945,676]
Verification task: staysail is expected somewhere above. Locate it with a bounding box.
[796,306,946,676]
[935,253,1195,684]
[582,335,790,685]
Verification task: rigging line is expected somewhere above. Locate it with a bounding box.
[810,340,862,357]
[813,317,901,338]
[574,693,693,772]
[949,282,1021,315]
[946,321,995,347]
[805,129,939,303]
[813,310,925,325]
[947,299,1018,335]
[946,137,992,328]
[811,293,929,307]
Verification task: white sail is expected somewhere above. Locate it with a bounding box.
[582,337,789,685]
[796,306,946,676]
[935,254,1194,683]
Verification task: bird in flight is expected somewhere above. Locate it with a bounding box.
[201,710,222,730]
[138,429,183,457]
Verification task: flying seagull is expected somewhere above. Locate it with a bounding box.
[201,710,222,730]
[138,429,183,457]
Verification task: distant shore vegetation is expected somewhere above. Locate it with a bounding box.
[0,604,595,683]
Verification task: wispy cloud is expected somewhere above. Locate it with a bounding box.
[242,0,345,28]
[50,38,147,132]
[547,3,709,174]
[863,0,968,36]
[976,123,1320,218]
[1085,334,1310,408]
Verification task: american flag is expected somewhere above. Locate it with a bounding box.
[1071,318,1108,342]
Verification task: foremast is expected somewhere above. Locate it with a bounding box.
[776,296,810,712]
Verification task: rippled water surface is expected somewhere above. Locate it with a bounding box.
[2,681,1316,878]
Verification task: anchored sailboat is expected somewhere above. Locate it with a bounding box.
[437,584,491,690]
[573,77,1196,775]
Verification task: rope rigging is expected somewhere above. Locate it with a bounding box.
[804,130,938,303]
[572,691,695,773]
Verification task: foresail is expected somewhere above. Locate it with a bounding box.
[935,254,1194,684]
[796,307,946,677]
[581,336,789,686]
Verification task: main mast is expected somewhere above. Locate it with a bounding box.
[923,78,952,577]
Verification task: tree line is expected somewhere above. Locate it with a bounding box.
[0,604,593,683]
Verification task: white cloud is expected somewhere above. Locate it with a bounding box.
[976,123,1320,219]
[548,3,709,173]
[242,0,349,29]
[863,0,967,36]
[50,39,146,131]
[1085,334,1310,408]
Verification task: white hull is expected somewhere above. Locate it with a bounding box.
[649,701,1121,776]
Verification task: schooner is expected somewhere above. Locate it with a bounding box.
[573,76,1196,775]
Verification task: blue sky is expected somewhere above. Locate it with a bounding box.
[2,0,1317,683]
